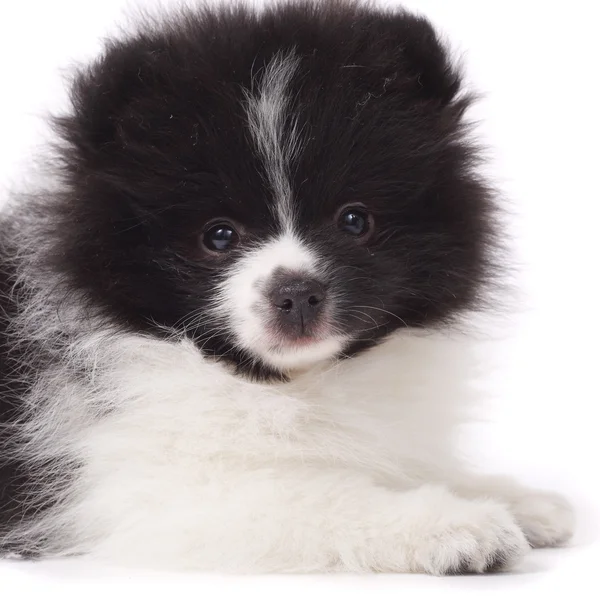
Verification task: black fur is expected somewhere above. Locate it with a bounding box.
[0,0,498,548]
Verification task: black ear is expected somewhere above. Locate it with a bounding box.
[365,10,461,106]
[397,14,461,105]
[54,36,174,171]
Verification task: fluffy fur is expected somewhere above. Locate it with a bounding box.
[0,0,573,573]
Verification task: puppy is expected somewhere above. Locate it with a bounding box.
[0,0,573,573]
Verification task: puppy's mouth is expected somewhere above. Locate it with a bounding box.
[258,319,347,369]
[267,327,335,351]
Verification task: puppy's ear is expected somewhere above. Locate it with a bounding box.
[372,11,462,106]
[55,36,176,172]
[400,14,460,105]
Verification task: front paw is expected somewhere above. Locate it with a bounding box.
[413,500,529,575]
[510,491,575,548]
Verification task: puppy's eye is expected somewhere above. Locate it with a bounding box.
[202,223,239,252]
[338,208,372,237]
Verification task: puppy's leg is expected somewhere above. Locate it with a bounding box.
[233,471,529,573]
[95,468,529,573]
[447,475,575,548]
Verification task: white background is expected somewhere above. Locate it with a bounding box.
[0,0,598,597]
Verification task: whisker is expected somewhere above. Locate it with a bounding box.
[349,304,409,328]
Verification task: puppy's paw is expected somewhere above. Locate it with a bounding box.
[510,491,575,548]
[414,501,529,575]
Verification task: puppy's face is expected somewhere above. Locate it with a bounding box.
[54,5,494,378]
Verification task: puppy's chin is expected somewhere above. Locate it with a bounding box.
[251,335,346,372]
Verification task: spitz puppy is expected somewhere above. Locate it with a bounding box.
[0,0,573,573]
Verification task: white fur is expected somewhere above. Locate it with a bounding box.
[2,293,574,570]
[245,49,302,232]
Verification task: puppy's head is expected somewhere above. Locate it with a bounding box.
[52,2,496,378]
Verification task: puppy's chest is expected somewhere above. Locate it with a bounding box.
[83,363,425,477]
[74,333,465,476]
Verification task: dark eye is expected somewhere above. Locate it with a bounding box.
[202,223,239,252]
[338,208,372,237]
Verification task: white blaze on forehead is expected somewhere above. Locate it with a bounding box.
[245,49,302,233]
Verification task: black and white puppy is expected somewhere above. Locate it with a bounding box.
[0,0,573,573]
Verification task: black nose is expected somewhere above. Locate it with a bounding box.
[269,277,326,334]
